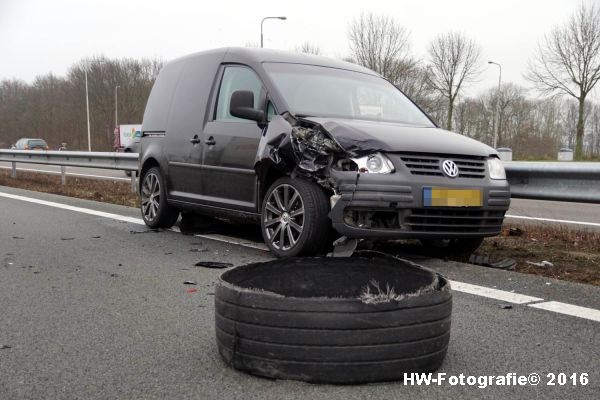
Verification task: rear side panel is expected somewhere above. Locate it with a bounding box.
[165,51,226,199]
[140,59,187,176]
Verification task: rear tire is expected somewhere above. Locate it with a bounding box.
[140,167,179,229]
[261,177,330,257]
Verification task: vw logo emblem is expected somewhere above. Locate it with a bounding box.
[441,160,459,178]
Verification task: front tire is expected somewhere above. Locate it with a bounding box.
[140,167,179,229]
[261,178,330,257]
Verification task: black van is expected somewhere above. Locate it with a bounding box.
[139,48,510,257]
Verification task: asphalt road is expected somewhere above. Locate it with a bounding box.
[0,185,598,400]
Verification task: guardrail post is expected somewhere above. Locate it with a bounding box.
[130,171,137,193]
[11,162,16,178]
[60,166,66,185]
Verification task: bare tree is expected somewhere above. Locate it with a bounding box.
[348,13,415,85]
[526,3,600,159]
[427,32,482,131]
[295,42,321,55]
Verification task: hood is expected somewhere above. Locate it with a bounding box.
[303,117,496,157]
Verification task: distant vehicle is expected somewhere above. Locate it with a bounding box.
[139,48,510,257]
[14,138,49,150]
[114,124,142,176]
[114,124,142,153]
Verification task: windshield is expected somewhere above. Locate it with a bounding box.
[264,63,434,127]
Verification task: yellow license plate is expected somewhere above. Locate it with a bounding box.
[423,187,482,207]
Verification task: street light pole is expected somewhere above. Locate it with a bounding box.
[115,85,120,128]
[84,59,105,152]
[85,68,91,152]
[488,61,502,148]
[260,16,287,48]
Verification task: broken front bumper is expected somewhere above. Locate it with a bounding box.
[328,169,511,239]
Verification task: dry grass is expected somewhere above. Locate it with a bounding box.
[0,170,139,207]
[474,224,600,286]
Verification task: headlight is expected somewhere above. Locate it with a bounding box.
[487,158,506,180]
[352,153,395,174]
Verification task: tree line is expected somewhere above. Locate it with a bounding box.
[345,4,600,160]
[1,3,599,160]
[0,58,161,151]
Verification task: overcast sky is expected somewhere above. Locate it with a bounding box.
[0,0,594,98]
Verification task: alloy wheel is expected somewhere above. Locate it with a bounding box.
[264,184,305,251]
[141,172,161,222]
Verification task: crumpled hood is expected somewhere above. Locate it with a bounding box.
[303,117,496,157]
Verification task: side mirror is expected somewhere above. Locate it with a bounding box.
[230,90,265,122]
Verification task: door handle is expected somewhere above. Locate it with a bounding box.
[204,136,216,146]
[190,135,201,144]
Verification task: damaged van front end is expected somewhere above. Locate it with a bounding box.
[256,113,510,246]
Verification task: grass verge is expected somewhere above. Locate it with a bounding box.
[474,224,600,286]
[0,170,139,207]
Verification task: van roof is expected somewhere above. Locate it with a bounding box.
[170,47,379,77]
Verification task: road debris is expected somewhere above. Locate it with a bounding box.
[60,237,75,241]
[0,344,11,350]
[194,261,233,269]
[129,229,159,234]
[183,280,197,285]
[508,227,524,236]
[329,236,358,257]
[189,248,208,253]
[526,260,554,268]
[469,255,517,270]
[12,236,24,240]
[500,304,513,310]
[186,288,198,293]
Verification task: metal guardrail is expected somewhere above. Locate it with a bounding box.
[504,162,600,203]
[0,150,139,192]
[1,150,599,203]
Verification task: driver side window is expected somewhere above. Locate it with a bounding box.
[215,66,263,121]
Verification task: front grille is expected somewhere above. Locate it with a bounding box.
[405,208,505,233]
[399,154,487,179]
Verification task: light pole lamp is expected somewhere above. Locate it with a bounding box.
[261,16,287,48]
[115,85,120,128]
[84,59,105,152]
[488,61,502,148]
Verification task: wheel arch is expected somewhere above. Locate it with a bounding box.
[139,157,161,191]
[255,161,287,211]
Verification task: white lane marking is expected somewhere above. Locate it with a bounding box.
[0,165,130,182]
[2,190,600,322]
[0,190,268,250]
[0,192,144,225]
[505,214,600,228]
[449,280,544,304]
[194,233,269,251]
[529,301,600,322]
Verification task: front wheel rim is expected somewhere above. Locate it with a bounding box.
[141,172,161,221]
[264,184,305,251]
